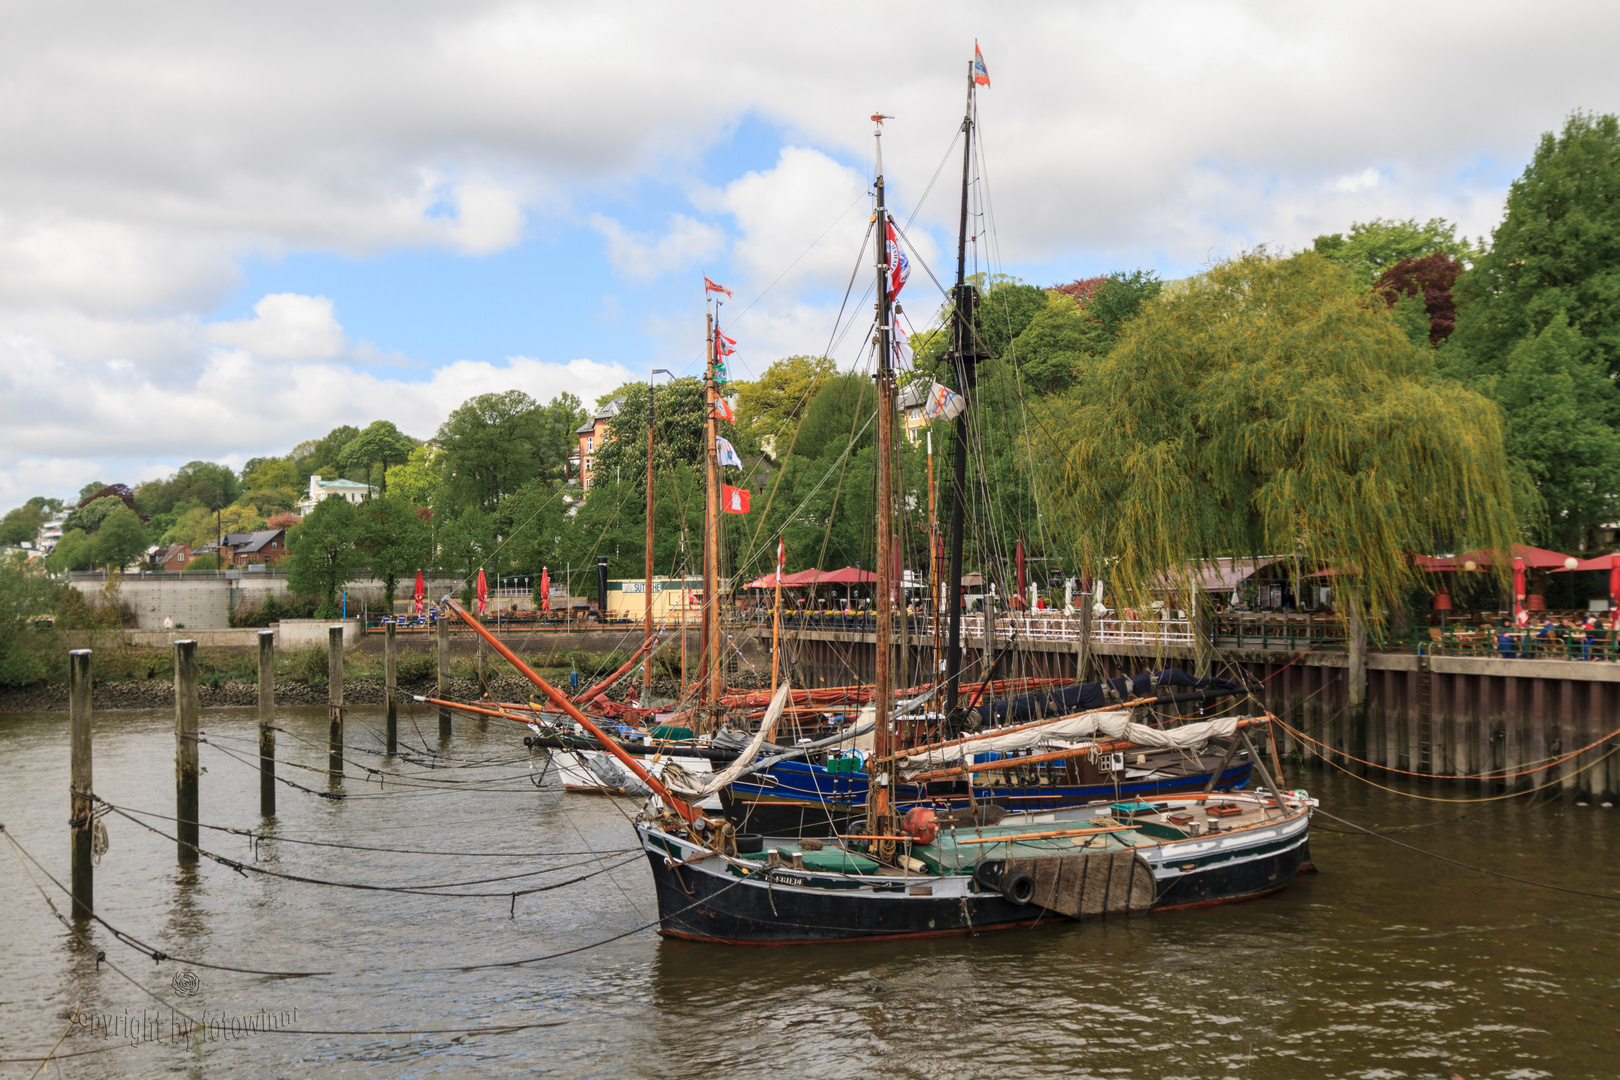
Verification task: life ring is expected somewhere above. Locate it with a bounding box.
[1121,607,1139,621]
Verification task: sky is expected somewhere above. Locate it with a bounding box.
[3,0,1618,508]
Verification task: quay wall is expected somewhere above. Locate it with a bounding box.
[771,627,1620,803]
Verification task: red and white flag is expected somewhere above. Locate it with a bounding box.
[776,536,786,583]
[973,42,991,87]
[722,484,751,514]
[714,397,735,422]
[704,276,732,297]
[885,222,909,302]
[719,332,737,346]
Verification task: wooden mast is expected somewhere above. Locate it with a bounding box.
[643,369,656,704]
[944,61,985,718]
[868,112,897,844]
[704,309,723,712]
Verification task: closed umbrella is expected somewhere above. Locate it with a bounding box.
[1612,554,1619,632]
[540,567,550,613]
[475,568,488,615]
[413,570,425,616]
[1513,556,1528,628]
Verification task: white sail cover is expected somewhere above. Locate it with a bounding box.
[895,711,1244,779]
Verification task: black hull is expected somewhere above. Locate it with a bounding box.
[644,829,1311,945]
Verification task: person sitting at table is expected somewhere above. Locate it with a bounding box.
[1496,620,1520,659]
[1577,614,1600,660]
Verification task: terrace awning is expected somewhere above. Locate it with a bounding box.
[1415,544,1576,571]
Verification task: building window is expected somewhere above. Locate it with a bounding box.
[586,437,594,452]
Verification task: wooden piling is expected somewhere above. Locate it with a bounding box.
[328,625,344,778]
[384,619,398,755]
[174,640,199,863]
[437,615,451,741]
[69,649,93,918]
[257,630,275,816]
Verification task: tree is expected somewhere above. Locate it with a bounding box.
[77,481,108,502]
[356,494,432,608]
[1455,111,1620,380]
[244,458,301,494]
[1083,270,1164,355]
[436,391,582,514]
[1374,254,1463,347]
[1033,251,1518,631]
[166,506,220,549]
[1446,111,1620,548]
[1004,292,1099,395]
[0,552,61,685]
[95,506,149,571]
[974,277,1049,359]
[294,425,363,483]
[61,496,126,536]
[339,420,416,495]
[218,504,267,535]
[286,495,363,616]
[0,504,44,546]
[46,529,98,572]
[736,356,837,454]
[136,461,241,515]
[384,444,439,508]
[183,553,220,572]
[1313,217,1480,288]
[591,377,731,488]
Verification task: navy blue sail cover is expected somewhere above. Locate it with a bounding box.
[962,669,1243,727]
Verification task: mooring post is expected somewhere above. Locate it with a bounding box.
[69,649,93,918]
[437,615,451,741]
[384,618,398,755]
[328,625,344,778]
[174,640,199,863]
[257,630,275,816]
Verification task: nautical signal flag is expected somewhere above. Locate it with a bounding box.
[722,484,750,514]
[716,435,743,469]
[704,277,732,297]
[714,397,735,422]
[719,332,737,346]
[973,42,990,87]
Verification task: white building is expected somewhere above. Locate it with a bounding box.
[37,511,70,554]
[298,475,376,514]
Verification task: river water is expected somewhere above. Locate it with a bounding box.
[0,703,1615,1079]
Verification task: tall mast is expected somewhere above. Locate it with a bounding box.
[704,309,723,712]
[643,369,658,704]
[868,112,897,843]
[944,61,985,718]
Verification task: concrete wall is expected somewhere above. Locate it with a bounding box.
[128,628,266,649]
[275,619,364,650]
[73,577,230,630]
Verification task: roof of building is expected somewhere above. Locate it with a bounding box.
[575,398,622,435]
[223,529,286,554]
[311,476,374,491]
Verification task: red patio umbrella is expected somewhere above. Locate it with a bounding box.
[413,570,425,615]
[540,567,550,613]
[1513,556,1528,627]
[1015,538,1026,610]
[1613,554,1619,632]
[475,568,488,615]
[1418,543,1577,571]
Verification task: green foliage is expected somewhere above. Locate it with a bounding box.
[593,377,743,486]
[1004,293,1098,394]
[1033,251,1518,631]
[0,553,62,685]
[230,591,318,627]
[339,420,416,494]
[736,356,837,454]
[1447,111,1620,548]
[1084,270,1164,354]
[279,643,330,687]
[436,391,584,513]
[292,425,363,484]
[183,552,220,572]
[0,503,44,546]
[973,277,1049,359]
[95,507,148,571]
[1312,217,1481,288]
[47,529,98,572]
[243,458,301,493]
[356,494,432,607]
[1444,312,1620,548]
[55,583,131,630]
[286,495,363,607]
[136,461,241,515]
[62,496,126,535]
[384,444,439,508]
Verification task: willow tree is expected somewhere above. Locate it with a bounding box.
[1033,250,1517,633]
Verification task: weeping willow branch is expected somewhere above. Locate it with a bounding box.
[1032,251,1518,638]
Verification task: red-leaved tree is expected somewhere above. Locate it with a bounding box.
[1374,253,1463,345]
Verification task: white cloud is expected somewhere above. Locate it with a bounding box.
[1330,169,1383,195]
[588,213,726,281]
[208,294,348,360]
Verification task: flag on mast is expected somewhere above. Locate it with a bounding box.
[973,42,991,87]
[704,277,732,297]
[722,484,751,514]
[885,221,909,302]
[714,397,735,422]
[716,436,743,469]
[719,332,737,346]
[776,536,785,583]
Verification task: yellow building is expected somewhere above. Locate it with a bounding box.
[604,576,725,622]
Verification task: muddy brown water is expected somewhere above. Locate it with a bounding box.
[1,704,1616,1078]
